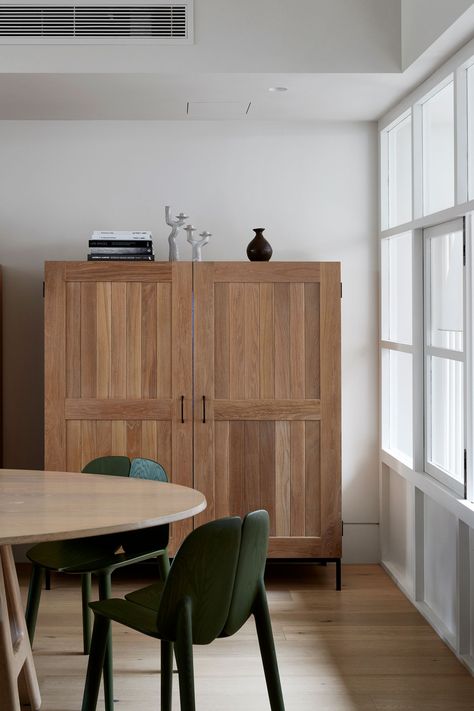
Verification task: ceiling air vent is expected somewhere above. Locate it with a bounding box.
[0,2,193,43]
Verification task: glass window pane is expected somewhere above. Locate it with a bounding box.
[388,114,412,227]
[382,349,413,464]
[381,232,412,344]
[423,81,455,215]
[468,64,474,201]
[428,226,463,351]
[427,356,463,483]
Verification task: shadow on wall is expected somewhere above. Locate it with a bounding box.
[3,264,44,470]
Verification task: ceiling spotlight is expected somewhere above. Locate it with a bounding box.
[268,86,288,92]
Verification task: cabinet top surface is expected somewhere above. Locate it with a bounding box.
[0,469,206,545]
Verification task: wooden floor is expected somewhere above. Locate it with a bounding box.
[17,563,474,711]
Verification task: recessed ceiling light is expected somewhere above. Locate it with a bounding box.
[268,86,288,92]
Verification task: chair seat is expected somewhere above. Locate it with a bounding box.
[27,540,167,574]
[124,582,164,610]
[90,598,162,638]
[27,537,122,573]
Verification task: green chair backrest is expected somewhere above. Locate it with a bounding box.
[121,457,170,554]
[130,457,167,482]
[222,510,269,637]
[82,456,130,477]
[156,517,241,645]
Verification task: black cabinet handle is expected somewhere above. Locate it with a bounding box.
[180,395,185,424]
[202,396,206,424]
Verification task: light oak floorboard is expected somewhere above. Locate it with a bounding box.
[17,564,474,711]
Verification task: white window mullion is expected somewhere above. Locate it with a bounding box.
[455,65,469,206]
[413,103,424,220]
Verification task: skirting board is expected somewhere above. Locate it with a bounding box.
[382,559,474,677]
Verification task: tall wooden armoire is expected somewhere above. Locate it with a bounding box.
[45,261,341,580]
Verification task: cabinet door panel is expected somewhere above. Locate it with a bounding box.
[45,262,193,553]
[194,262,340,558]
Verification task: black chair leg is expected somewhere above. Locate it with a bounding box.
[174,600,195,711]
[81,614,110,711]
[98,572,114,711]
[253,581,285,711]
[25,564,45,645]
[160,640,173,711]
[45,569,51,590]
[158,551,171,581]
[82,573,93,654]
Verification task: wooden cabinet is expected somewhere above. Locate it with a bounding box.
[44,261,193,552]
[45,261,341,561]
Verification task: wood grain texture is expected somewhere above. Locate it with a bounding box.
[229,282,246,399]
[126,282,141,398]
[22,564,474,711]
[193,263,215,525]
[141,282,157,399]
[0,545,40,711]
[212,262,323,282]
[214,421,230,518]
[44,263,67,471]
[259,283,275,399]
[214,283,230,400]
[319,263,341,557]
[305,421,321,537]
[275,421,291,536]
[110,282,127,398]
[66,421,81,473]
[290,421,306,536]
[96,282,111,399]
[170,263,194,551]
[194,262,337,557]
[80,282,97,399]
[305,282,320,399]
[65,399,172,420]
[214,399,321,420]
[46,261,195,557]
[46,261,340,560]
[290,283,305,399]
[244,284,260,399]
[274,283,290,399]
[243,421,260,513]
[0,469,206,545]
[156,283,172,398]
[64,261,172,282]
[259,421,276,536]
[111,421,127,457]
[66,282,81,399]
[229,422,245,516]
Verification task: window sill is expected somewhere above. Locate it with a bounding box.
[381,449,474,528]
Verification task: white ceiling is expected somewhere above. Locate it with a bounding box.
[0,70,452,121]
[0,2,472,120]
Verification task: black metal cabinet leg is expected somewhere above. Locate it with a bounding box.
[336,559,341,591]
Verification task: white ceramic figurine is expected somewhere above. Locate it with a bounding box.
[165,205,188,261]
[185,226,211,261]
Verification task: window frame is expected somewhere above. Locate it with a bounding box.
[379,40,474,502]
[423,218,466,497]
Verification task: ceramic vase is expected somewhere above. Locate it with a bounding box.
[246,228,272,261]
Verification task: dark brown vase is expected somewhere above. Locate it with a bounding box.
[246,228,272,261]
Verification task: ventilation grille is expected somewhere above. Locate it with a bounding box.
[0,4,188,39]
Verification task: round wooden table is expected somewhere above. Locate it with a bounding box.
[0,468,206,711]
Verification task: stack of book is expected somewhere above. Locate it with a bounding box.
[88,231,155,261]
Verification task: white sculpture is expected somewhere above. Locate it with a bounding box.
[165,206,188,261]
[185,226,211,262]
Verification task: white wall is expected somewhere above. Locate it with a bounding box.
[402,0,474,68]
[0,119,379,562]
[0,0,401,73]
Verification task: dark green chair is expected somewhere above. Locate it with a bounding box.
[81,510,285,711]
[25,455,170,711]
